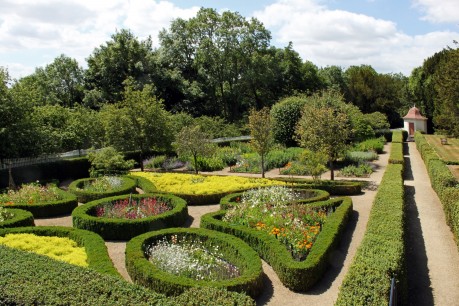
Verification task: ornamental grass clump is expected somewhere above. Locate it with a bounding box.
[0,233,88,267]
[94,196,171,219]
[223,186,329,261]
[0,207,14,222]
[145,234,240,281]
[79,176,123,192]
[0,183,62,206]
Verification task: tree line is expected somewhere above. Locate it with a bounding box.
[1,7,458,164]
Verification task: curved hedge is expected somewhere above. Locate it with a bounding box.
[126,227,264,298]
[0,226,120,277]
[271,178,362,195]
[68,176,137,203]
[201,197,353,291]
[126,174,157,193]
[0,208,34,228]
[72,194,188,240]
[0,188,77,218]
[219,188,330,210]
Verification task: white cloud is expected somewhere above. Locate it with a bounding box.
[254,0,459,74]
[413,0,459,23]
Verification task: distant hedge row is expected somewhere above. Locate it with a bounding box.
[388,130,405,164]
[336,132,406,305]
[415,132,459,248]
[272,178,362,195]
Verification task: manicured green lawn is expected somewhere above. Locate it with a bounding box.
[425,135,459,163]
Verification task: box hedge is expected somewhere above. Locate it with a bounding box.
[272,178,362,195]
[0,226,120,277]
[0,188,78,218]
[72,193,188,241]
[335,133,406,305]
[201,197,352,291]
[388,131,405,165]
[0,208,34,228]
[68,176,137,203]
[126,227,264,298]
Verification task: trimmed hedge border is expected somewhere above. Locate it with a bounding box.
[68,176,137,203]
[127,174,157,193]
[271,178,362,195]
[0,226,120,277]
[0,208,34,228]
[219,188,330,210]
[388,130,405,165]
[415,132,459,248]
[201,197,353,291]
[335,133,406,305]
[0,188,78,218]
[126,227,264,298]
[72,193,188,240]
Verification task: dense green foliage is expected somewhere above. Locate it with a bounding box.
[248,107,274,178]
[336,135,405,305]
[126,227,263,297]
[202,197,352,291]
[88,147,135,177]
[0,208,34,228]
[72,193,188,240]
[270,96,306,146]
[68,176,137,203]
[388,131,405,164]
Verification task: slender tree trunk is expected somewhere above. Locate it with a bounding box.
[261,154,265,178]
[330,160,334,181]
[193,154,199,174]
[139,150,144,172]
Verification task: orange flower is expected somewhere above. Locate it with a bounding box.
[270,227,280,235]
[256,222,266,230]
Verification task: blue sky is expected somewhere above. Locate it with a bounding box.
[1,0,458,79]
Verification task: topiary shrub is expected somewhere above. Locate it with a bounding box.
[271,96,306,147]
[0,208,34,228]
[72,193,188,240]
[201,197,352,291]
[68,176,137,203]
[0,226,120,277]
[126,227,264,297]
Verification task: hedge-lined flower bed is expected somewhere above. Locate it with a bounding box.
[130,172,285,205]
[0,185,77,218]
[126,227,264,297]
[415,132,459,248]
[72,194,188,240]
[0,226,120,277]
[271,177,362,195]
[336,132,406,305]
[0,207,34,228]
[68,176,137,203]
[201,197,352,291]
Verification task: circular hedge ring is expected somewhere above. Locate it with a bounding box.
[0,188,77,218]
[68,176,137,203]
[72,193,188,240]
[0,208,34,228]
[126,227,263,298]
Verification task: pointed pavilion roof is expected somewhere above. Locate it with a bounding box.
[403,106,427,120]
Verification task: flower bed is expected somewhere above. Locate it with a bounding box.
[0,226,120,277]
[126,227,263,297]
[129,172,285,205]
[201,196,353,291]
[0,183,77,218]
[68,176,137,203]
[72,194,188,240]
[0,207,34,228]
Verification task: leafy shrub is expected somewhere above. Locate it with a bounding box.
[353,137,385,153]
[339,163,373,177]
[231,153,261,173]
[0,208,34,228]
[0,206,14,222]
[144,155,167,169]
[215,146,239,167]
[72,193,188,240]
[271,96,306,146]
[88,147,135,177]
[193,156,226,172]
[126,227,264,297]
[344,151,378,163]
[68,176,137,203]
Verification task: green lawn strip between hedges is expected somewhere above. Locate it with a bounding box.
[335,133,405,305]
[201,197,352,291]
[0,208,34,228]
[68,176,137,203]
[0,188,77,218]
[0,226,120,277]
[72,193,188,241]
[126,227,264,298]
[415,132,459,249]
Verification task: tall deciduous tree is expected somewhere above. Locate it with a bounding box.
[101,81,172,171]
[248,107,273,178]
[295,91,351,180]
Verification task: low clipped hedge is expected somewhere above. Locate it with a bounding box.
[335,141,406,305]
[272,178,362,195]
[415,132,459,248]
[201,197,353,291]
[0,188,78,218]
[127,174,157,193]
[219,188,329,210]
[0,226,120,277]
[0,208,34,228]
[72,194,188,240]
[68,176,137,203]
[388,130,405,165]
[126,227,264,297]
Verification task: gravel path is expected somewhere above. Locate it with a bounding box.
[32,144,394,305]
[405,142,459,306]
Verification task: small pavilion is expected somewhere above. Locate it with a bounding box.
[403,106,427,140]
